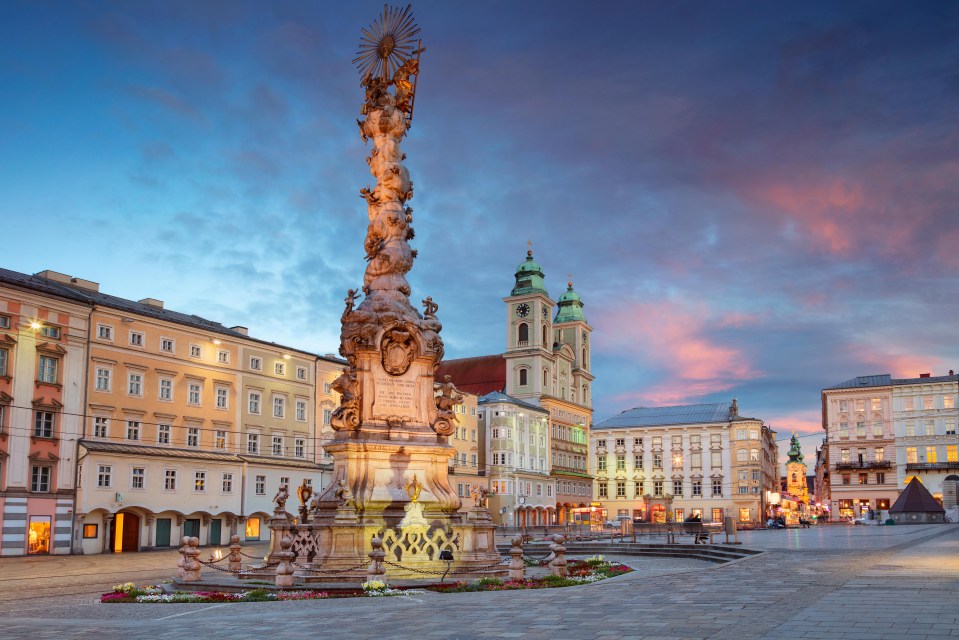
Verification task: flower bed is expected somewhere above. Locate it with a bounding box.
[101,558,631,603]
[100,586,331,604]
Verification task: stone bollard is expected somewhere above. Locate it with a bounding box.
[508,535,525,581]
[274,536,295,588]
[368,536,386,580]
[182,537,202,582]
[549,534,567,577]
[176,535,190,578]
[228,534,243,572]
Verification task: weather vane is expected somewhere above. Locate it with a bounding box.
[353,4,425,123]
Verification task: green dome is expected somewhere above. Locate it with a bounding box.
[511,250,548,296]
[554,280,586,323]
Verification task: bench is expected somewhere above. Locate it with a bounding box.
[678,522,716,544]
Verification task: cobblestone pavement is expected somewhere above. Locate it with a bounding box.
[1,526,957,639]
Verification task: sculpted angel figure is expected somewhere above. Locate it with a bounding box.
[469,483,490,509]
[273,483,289,511]
[434,375,464,419]
[422,296,438,318]
[393,57,420,113]
[334,479,355,508]
[343,289,360,317]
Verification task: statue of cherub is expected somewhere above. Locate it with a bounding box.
[434,375,464,421]
[469,483,490,509]
[422,296,439,318]
[273,483,290,511]
[334,479,355,508]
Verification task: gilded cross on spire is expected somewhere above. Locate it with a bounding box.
[527,239,533,256]
[568,273,573,288]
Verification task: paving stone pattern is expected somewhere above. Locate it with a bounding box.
[1,526,957,639]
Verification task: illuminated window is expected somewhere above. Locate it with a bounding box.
[245,517,261,540]
[903,397,914,411]
[840,448,850,463]
[906,447,918,464]
[215,430,227,450]
[194,471,206,492]
[945,395,955,409]
[925,420,936,436]
[923,396,934,410]
[926,447,938,464]
[947,445,958,463]
[871,398,882,411]
[711,508,723,522]
[905,421,915,436]
[874,447,884,462]
[28,517,51,554]
[749,448,759,462]
[854,399,865,412]
[82,524,98,539]
[858,473,868,485]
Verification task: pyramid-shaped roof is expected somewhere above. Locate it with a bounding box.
[889,477,944,514]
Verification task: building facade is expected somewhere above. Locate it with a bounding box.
[448,393,484,512]
[0,270,91,555]
[479,392,553,527]
[502,251,594,523]
[0,267,338,555]
[592,401,778,524]
[891,374,959,503]
[820,376,896,519]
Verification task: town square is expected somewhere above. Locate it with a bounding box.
[1,1,958,638]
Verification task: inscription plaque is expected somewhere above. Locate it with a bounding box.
[373,374,417,417]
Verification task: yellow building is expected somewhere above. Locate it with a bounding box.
[448,392,483,512]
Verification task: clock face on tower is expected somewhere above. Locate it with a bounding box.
[516,303,530,318]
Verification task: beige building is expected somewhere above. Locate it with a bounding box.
[821,376,898,520]
[592,401,778,524]
[448,393,483,512]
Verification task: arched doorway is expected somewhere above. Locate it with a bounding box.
[650,504,666,524]
[109,511,140,552]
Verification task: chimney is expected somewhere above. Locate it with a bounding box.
[69,277,100,292]
[230,326,249,336]
[950,370,955,376]
[919,373,931,378]
[138,298,165,309]
[34,270,72,284]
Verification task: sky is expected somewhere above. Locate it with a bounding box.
[2,1,958,460]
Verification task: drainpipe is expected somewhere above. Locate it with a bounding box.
[239,459,248,536]
[70,302,95,554]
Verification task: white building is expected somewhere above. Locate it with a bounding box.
[479,391,554,527]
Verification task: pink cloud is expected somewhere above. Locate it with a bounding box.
[854,349,946,380]
[596,301,762,405]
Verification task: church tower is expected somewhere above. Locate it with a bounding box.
[504,248,556,400]
[785,433,809,505]
[553,277,593,408]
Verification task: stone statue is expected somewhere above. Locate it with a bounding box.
[343,289,360,318]
[296,479,313,521]
[330,368,361,430]
[469,483,490,509]
[422,296,438,318]
[434,375,464,419]
[273,483,289,512]
[405,474,423,503]
[393,56,420,113]
[334,479,355,508]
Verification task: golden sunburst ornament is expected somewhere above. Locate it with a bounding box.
[354,3,421,81]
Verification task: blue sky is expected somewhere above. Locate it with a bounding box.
[3,1,958,459]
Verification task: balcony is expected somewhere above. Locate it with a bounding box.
[906,462,959,472]
[834,461,892,470]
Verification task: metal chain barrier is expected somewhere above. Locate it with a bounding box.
[239,551,266,560]
[197,559,247,574]
[291,561,368,574]
[206,554,231,563]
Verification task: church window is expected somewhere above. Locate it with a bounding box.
[542,324,548,345]
[582,348,587,366]
[519,368,527,386]
[517,323,529,345]
[543,368,549,388]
